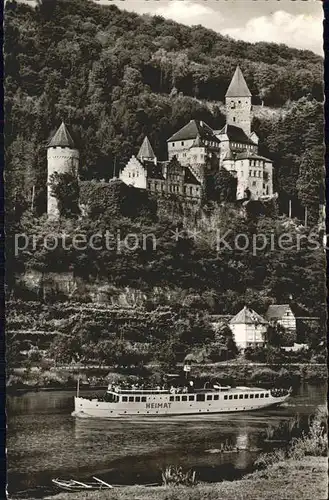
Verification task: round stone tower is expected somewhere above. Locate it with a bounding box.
[47,122,79,218]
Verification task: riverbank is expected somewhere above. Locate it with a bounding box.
[7,362,327,393]
[41,456,327,500]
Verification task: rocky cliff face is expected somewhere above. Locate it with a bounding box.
[17,270,185,306]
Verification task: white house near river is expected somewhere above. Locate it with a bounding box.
[229,306,268,349]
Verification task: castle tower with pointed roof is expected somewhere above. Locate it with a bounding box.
[225,66,252,136]
[47,122,79,218]
[137,136,156,163]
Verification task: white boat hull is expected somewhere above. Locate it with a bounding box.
[72,389,289,419]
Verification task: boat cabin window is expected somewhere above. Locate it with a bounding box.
[255,394,259,398]
[182,396,187,402]
[196,394,205,402]
[224,395,228,400]
[260,394,264,398]
[265,394,269,398]
[129,396,134,402]
[214,395,219,400]
[250,394,254,399]
[244,394,249,399]
[122,396,128,402]
[229,395,233,400]
[105,393,119,403]
[239,394,243,399]
[141,397,146,402]
[170,396,174,402]
[175,396,180,402]
[189,395,194,401]
[207,395,212,401]
[135,396,141,402]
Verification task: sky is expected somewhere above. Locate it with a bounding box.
[95,0,323,55]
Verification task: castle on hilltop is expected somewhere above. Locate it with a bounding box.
[119,65,273,201]
[47,66,274,218]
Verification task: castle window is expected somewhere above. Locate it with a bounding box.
[181,141,184,146]
[252,181,256,186]
[233,117,236,122]
[190,187,193,195]
[238,100,241,104]
[172,142,175,147]
[249,170,252,176]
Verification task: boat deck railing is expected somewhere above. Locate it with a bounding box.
[108,388,169,395]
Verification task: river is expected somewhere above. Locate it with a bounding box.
[7,383,326,498]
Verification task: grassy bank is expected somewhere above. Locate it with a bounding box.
[7,361,327,392]
[40,457,327,500]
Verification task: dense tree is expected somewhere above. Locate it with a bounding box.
[297,146,325,224]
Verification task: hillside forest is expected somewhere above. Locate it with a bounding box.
[4,0,326,361]
[5,0,324,218]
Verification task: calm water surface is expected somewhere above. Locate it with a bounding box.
[7,383,326,498]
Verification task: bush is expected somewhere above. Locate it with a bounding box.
[250,367,280,385]
[254,449,286,470]
[162,466,196,487]
[288,406,327,459]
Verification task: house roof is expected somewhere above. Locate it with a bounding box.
[230,306,268,325]
[266,305,293,320]
[217,124,255,145]
[226,66,252,98]
[236,152,273,162]
[184,166,201,185]
[145,161,165,180]
[48,122,76,148]
[137,136,156,161]
[167,120,220,144]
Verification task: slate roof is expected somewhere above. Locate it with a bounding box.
[226,66,252,98]
[217,124,255,145]
[137,136,156,160]
[48,122,76,148]
[167,120,220,144]
[145,160,165,180]
[266,305,293,320]
[184,167,201,185]
[230,306,268,325]
[236,152,273,162]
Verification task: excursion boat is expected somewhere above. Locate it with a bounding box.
[72,380,291,418]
